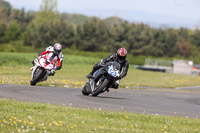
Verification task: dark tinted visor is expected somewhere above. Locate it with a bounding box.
[117,55,126,61]
[54,50,61,55]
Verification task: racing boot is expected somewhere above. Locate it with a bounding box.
[86,64,101,79]
[106,89,110,92]
[30,67,34,71]
[86,69,96,79]
[113,80,119,89]
[86,72,93,79]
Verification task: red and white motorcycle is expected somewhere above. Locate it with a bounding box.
[30,55,55,86]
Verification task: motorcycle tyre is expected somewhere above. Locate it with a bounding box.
[30,68,44,86]
[82,84,90,96]
[92,78,108,97]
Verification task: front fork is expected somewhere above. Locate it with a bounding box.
[31,58,40,79]
[31,65,39,80]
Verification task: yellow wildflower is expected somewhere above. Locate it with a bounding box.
[29,122,34,125]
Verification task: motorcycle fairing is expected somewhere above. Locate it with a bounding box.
[31,56,55,84]
[39,56,54,70]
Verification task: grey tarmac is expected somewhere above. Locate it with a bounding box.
[0,84,200,118]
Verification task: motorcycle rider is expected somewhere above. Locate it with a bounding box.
[86,48,129,89]
[32,43,64,76]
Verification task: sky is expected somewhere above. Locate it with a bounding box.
[4,0,200,28]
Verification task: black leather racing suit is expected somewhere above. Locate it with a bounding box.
[101,54,129,79]
[91,54,129,88]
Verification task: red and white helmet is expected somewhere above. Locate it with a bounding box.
[117,48,127,63]
[54,43,62,55]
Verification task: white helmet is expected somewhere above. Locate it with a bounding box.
[54,43,62,55]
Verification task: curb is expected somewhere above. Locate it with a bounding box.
[175,86,200,90]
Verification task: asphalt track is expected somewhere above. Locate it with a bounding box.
[0,84,200,118]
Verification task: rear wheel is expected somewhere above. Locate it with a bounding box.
[82,84,90,95]
[92,78,109,97]
[30,68,44,86]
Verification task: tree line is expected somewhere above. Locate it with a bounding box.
[1,0,200,59]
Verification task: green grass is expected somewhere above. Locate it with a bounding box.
[1,52,200,132]
[0,52,100,66]
[2,42,200,65]
[0,98,200,133]
[1,52,200,88]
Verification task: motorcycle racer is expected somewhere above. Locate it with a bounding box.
[32,43,64,76]
[86,48,129,89]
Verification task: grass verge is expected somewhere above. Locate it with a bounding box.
[1,52,200,88]
[0,98,200,133]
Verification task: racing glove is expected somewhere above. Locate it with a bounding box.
[100,60,106,65]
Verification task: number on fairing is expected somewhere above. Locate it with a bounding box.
[108,66,118,77]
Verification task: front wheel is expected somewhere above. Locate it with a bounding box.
[92,78,109,97]
[30,68,44,86]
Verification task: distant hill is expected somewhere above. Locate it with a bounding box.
[61,13,125,27]
[61,13,92,25]
[104,16,125,27]
[0,0,11,9]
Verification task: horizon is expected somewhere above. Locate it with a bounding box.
[4,0,200,29]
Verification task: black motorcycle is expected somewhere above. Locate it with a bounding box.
[82,61,121,97]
